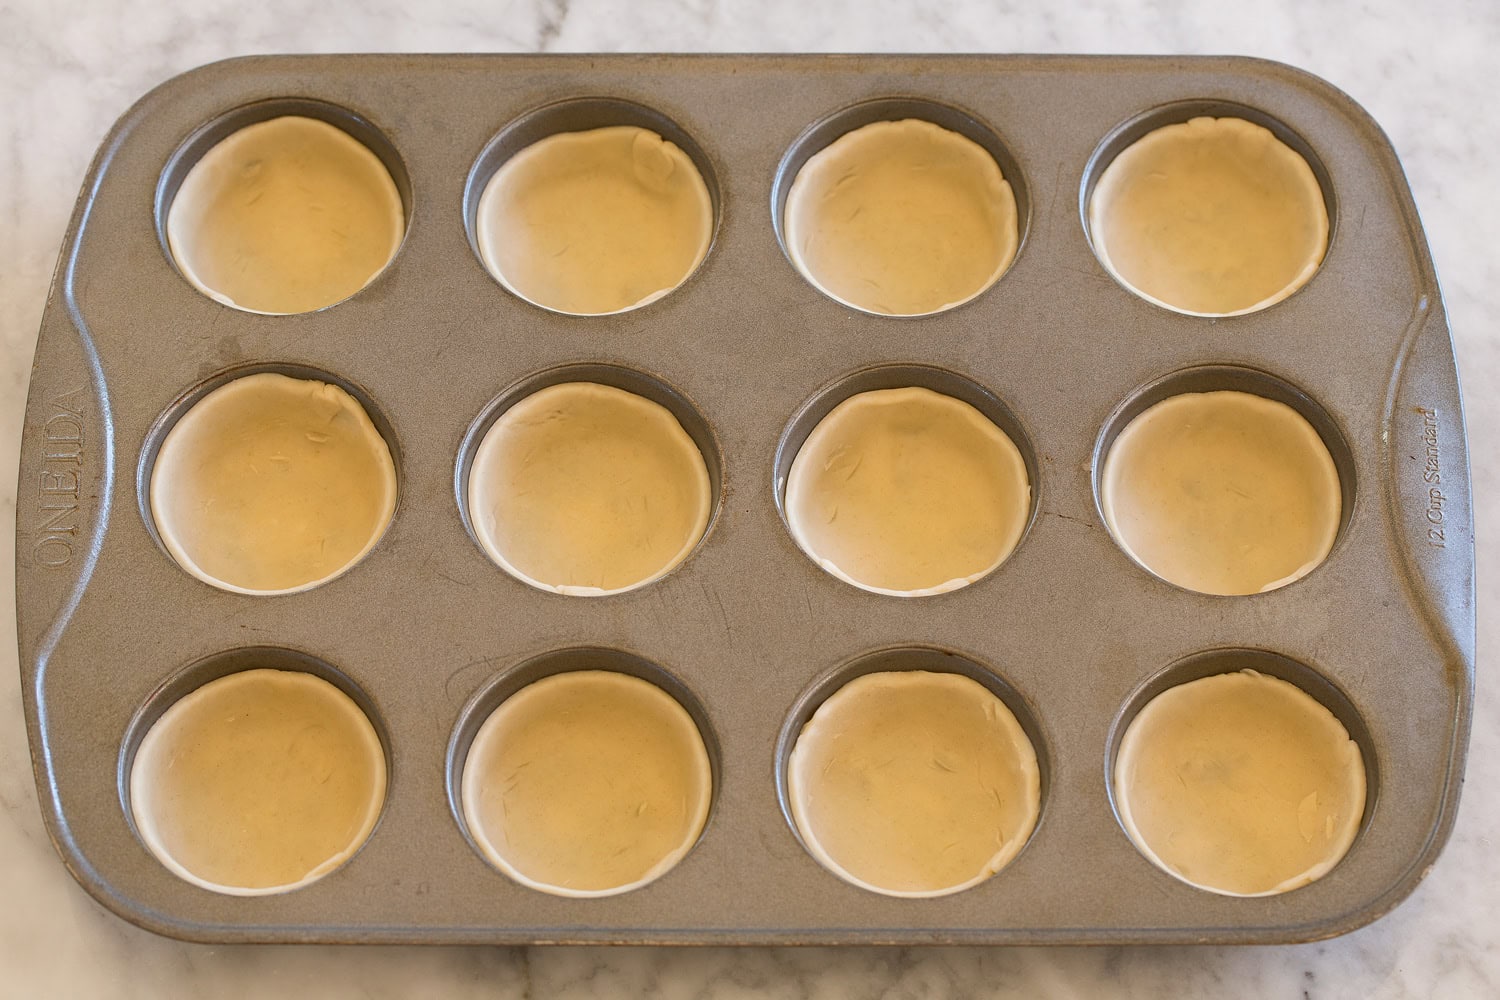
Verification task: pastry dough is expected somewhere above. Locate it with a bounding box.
[475,125,713,314]
[461,670,712,897]
[467,381,711,595]
[787,670,1040,897]
[150,372,397,595]
[1114,669,1366,896]
[785,386,1029,596]
[1089,116,1327,316]
[130,668,386,896]
[783,118,1018,315]
[166,115,403,314]
[1099,389,1340,595]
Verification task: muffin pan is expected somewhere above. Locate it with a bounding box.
[15,54,1473,944]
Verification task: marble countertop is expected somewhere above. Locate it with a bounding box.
[3,1,1495,996]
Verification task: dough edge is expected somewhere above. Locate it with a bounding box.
[784,386,1030,597]
[148,371,399,596]
[474,125,714,316]
[1097,389,1341,596]
[459,669,713,898]
[128,667,388,897]
[786,670,1042,898]
[1087,115,1329,318]
[1112,668,1366,897]
[783,118,1019,317]
[165,115,404,316]
[466,381,713,596]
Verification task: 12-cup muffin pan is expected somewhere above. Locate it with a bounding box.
[15,54,1473,944]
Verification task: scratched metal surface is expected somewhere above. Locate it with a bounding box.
[13,54,1474,944]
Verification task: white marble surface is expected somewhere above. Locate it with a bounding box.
[3,0,1497,996]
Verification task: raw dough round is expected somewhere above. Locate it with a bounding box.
[467,381,712,595]
[166,115,404,314]
[474,125,713,314]
[787,670,1040,897]
[1114,669,1366,896]
[149,372,397,595]
[1089,116,1328,316]
[1099,389,1340,595]
[461,670,712,897]
[784,386,1029,596]
[783,118,1018,315]
[130,668,386,896]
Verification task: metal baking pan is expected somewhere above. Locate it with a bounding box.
[15,53,1473,945]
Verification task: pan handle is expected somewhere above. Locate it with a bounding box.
[15,301,114,671]
[1382,296,1474,667]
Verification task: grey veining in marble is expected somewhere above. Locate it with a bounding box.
[2,0,1497,997]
